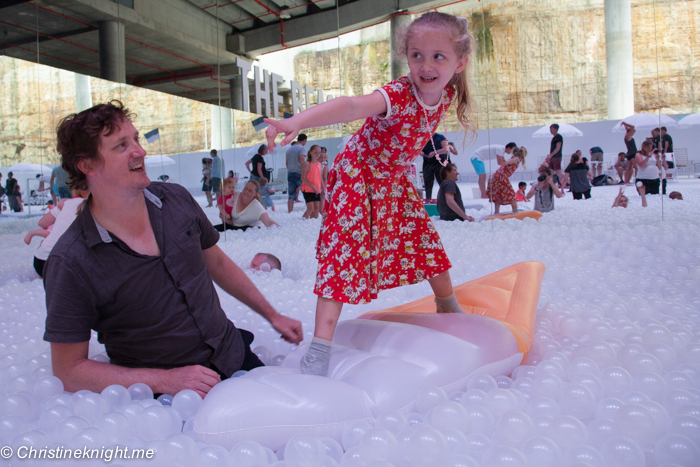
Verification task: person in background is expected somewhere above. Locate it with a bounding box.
[589,146,604,178]
[28,187,90,277]
[258,177,276,211]
[611,187,629,208]
[246,144,271,182]
[545,124,565,188]
[210,149,223,201]
[157,175,169,182]
[437,163,474,222]
[421,132,456,199]
[228,170,235,178]
[214,178,236,231]
[526,167,563,213]
[635,140,662,200]
[5,172,22,212]
[621,121,637,185]
[470,143,516,199]
[218,180,280,231]
[660,126,673,158]
[300,145,323,219]
[516,181,527,202]
[651,127,661,153]
[614,152,627,184]
[319,147,330,215]
[565,153,592,200]
[201,157,213,207]
[250,253,282,272]
[50,164,71,206]
[488,147,528,214]
[285,134,308,213]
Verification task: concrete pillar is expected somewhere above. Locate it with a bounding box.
[211,105,232,151]
[98,21,126,83]
[390,14,411,81]
[604,0,634,120]
[74,73,93,112]
[230,76,243,111]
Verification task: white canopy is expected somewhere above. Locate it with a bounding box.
[532,123,583,138]
[144,155,176,167]
[611,113,679,133]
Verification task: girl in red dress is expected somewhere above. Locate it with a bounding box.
[488,147,528,214]
[265,12,476,376]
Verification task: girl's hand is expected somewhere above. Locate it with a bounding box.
[265,118,300,151]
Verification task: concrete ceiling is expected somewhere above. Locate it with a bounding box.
[0,0,457,105]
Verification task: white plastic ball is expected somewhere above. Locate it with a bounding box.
[600,436,646,467]
[545,415,588,451]
[136,406,173,441]
[101,384,131,409]
[198,445,229,467]
[284,434,327,467]
[157,434,198,467]
[229,440,269,467]
[172,390,202,421]
[128,383,154,401]
[406,426,449,467]
[491,410,535,447]
[74,392,110,423]
[31,376,63,401]
[520,436,562,467]
[481,445,527,467]
[463,404,496,436]
[359,428,399,464]
[559,383,596,419]
[654,434,700,467]
[375,411,407,435]
[416,386,448,414]
[341,420,373,450]
[430,401,469,432]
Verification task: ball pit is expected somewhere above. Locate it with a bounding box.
[0,182,699,466]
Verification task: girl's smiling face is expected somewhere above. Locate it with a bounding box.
[407,27,468,106]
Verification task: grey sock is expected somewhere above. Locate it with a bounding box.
[300,337,332,376]
[435,293,466,313]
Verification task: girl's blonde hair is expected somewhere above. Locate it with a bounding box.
[395,12,476,139]
[513,146,528,169]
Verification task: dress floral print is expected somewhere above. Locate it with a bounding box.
[314,77,454,304]
[487,160,520,204]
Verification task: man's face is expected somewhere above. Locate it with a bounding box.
[550,127,557,136]
[652,130,660,137]
[92,119,149,193]
[661,128,667,136]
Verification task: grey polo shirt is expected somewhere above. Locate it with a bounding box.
[43,182,245,377]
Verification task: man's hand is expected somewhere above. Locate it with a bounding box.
[269,313,303,344]
[163,365,221,398]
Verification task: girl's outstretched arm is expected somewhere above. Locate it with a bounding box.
[265,92,388,149]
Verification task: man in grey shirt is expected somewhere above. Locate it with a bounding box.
[44,101,302,397]
[50,164,71,204]
[285,133,307,213]
[210,149,223,201]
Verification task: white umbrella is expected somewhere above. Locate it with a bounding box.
[8,162,53,174]
[532,123,583,138]
[612,113,679,133]
[144,155,176,167]
[678,113,700,129]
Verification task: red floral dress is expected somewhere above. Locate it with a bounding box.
[487,160,521,204]
[314,77,454,304]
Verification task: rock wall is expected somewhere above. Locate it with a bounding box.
[2,0,699,165]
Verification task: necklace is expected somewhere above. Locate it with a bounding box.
[418,90,450,167]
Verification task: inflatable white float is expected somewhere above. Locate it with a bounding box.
[195,262,546,451]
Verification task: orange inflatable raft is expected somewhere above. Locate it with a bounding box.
[359,261,546,361]
[483,210,543,222]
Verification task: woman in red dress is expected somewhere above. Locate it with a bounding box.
[265,13,476,376]
[488,147,528,214]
